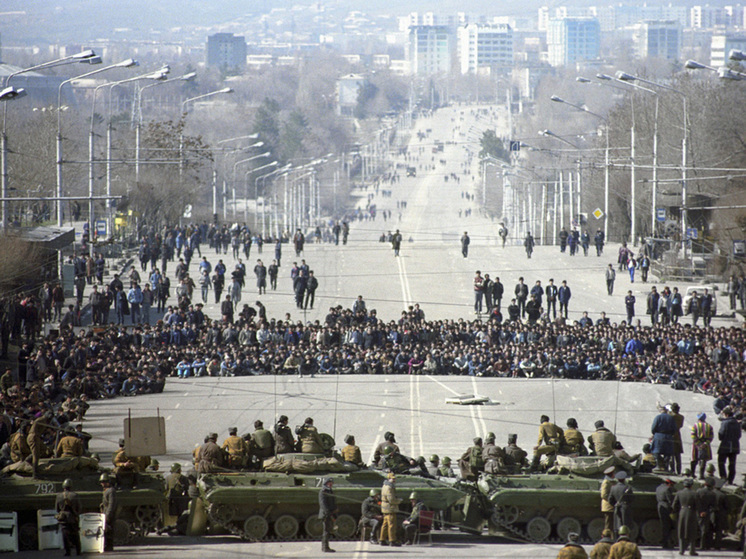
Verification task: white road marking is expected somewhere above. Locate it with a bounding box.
[175,403,180,409]
[425,375,461,396]
[471,376,488,436]
[166,415,172,421]
[368,434,381,465]
[409,374,415,456]
[416,374,424,456]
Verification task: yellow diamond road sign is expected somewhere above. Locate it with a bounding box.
[592,208,604,220]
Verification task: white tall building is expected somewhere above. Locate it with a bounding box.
[408,25,453,75]
[546,17,601,67]
[457,23,513,74]
[711,33,746,66]
[691,5,727,28]
[632,21,682,60]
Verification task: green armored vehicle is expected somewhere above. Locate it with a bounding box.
[466,456,744,545]
[195,453,468,541]
[0,457,165,550]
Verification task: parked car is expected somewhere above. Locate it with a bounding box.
[682,285,718,316]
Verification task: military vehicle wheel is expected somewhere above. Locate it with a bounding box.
[243,515,269,541]
[335,514,357,539]
[525,516,551,542]
[627,521,639,541]
[18,523,38,551]
[305,514,324,538]
[113,519,132,546]
[210,503,237,525]
[641,519,662,545]
[556,517,582,542]
[491,505,519,525]
[273,514,299,540]
[134,504,161,530]
[586,518,605,542]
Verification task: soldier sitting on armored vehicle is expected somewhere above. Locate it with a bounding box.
[503,434,528,473]
[56,427,84,458]
[341,434,364,467]
[222,427,249,469]
[113,438,141,487]
[197,432,224,473]
[373,431,400,464]
[532,416,565,472]
[459,437,485,480]
[561,418,588,456]
[613,441,640,464]
[295,417,324,454]
[378,445,411,474]
[482,432,508,474]
[587,420,616,457]
[9,422,30,463]
[249,420,275,465]
[640,444,657,472]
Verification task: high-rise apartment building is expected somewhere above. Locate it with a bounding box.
[407,26,452,75]
[206,33,247,70]
[633,21,682,60]
[546,17,600,67]
[457,23,513,74]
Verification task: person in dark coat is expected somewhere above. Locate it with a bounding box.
[673,477,699,556]
[651,407,676,470]
[608,470,634,535]
[55,478,81,556]
[100,473,118,551]
[697,477,718,551]
[655,478,675,550]
[318,477,337,553]
[274,415,295,455]
[717,407,741,484]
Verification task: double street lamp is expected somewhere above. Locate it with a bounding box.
[549,95,610,241]
[56,58,138,227]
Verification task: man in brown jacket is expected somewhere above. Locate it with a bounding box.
[56,428,84,458]
[600,466,616,533]
[532,415,565,471]
[380,472,402,546]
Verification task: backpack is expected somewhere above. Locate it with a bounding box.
[469,446,484,469]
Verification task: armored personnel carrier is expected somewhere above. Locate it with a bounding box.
[0,457,165,550]
[195,453,469,541]
[466,455,744,545]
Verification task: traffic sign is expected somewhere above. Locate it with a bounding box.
[95,220,107,237]
[509,140,521,152]
[686,228,698,240]
[592,208,604,220]
[656,208,666,222]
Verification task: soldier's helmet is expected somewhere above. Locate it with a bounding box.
[99,474,110,484]
[382,445,394,456]
[409,492,419,500]
[171,463,182,473]
[369,489,380,497]
[442,456,451,465]
[62,479,73,490]
[485,432,495,443]
[618,525,629,536]
[429,454,439,463]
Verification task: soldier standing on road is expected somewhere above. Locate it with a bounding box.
[100,473,117,552]
[600,466,617,533]
[608,471,634,536]
[360,489,382,544]
[318,478,337,553]
[274,415,295,455]
[656,478,676,550]
[556,531,588,559]
[606,265,616,295]
[589,529,613,559]
[691,412,714,479]
[162,463,189,531]
[697,477,717,551]
[607,525,641,559]
[56,478,81,556]
[380,472,402,546]
[461,231,470,258]
[673,477,699,556]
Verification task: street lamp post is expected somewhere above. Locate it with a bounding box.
[616,71,689,258]
[549,96,610,241]
[2,50,98,233]
[56,58,138,228]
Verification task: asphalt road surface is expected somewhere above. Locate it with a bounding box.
[51,104,742,559]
